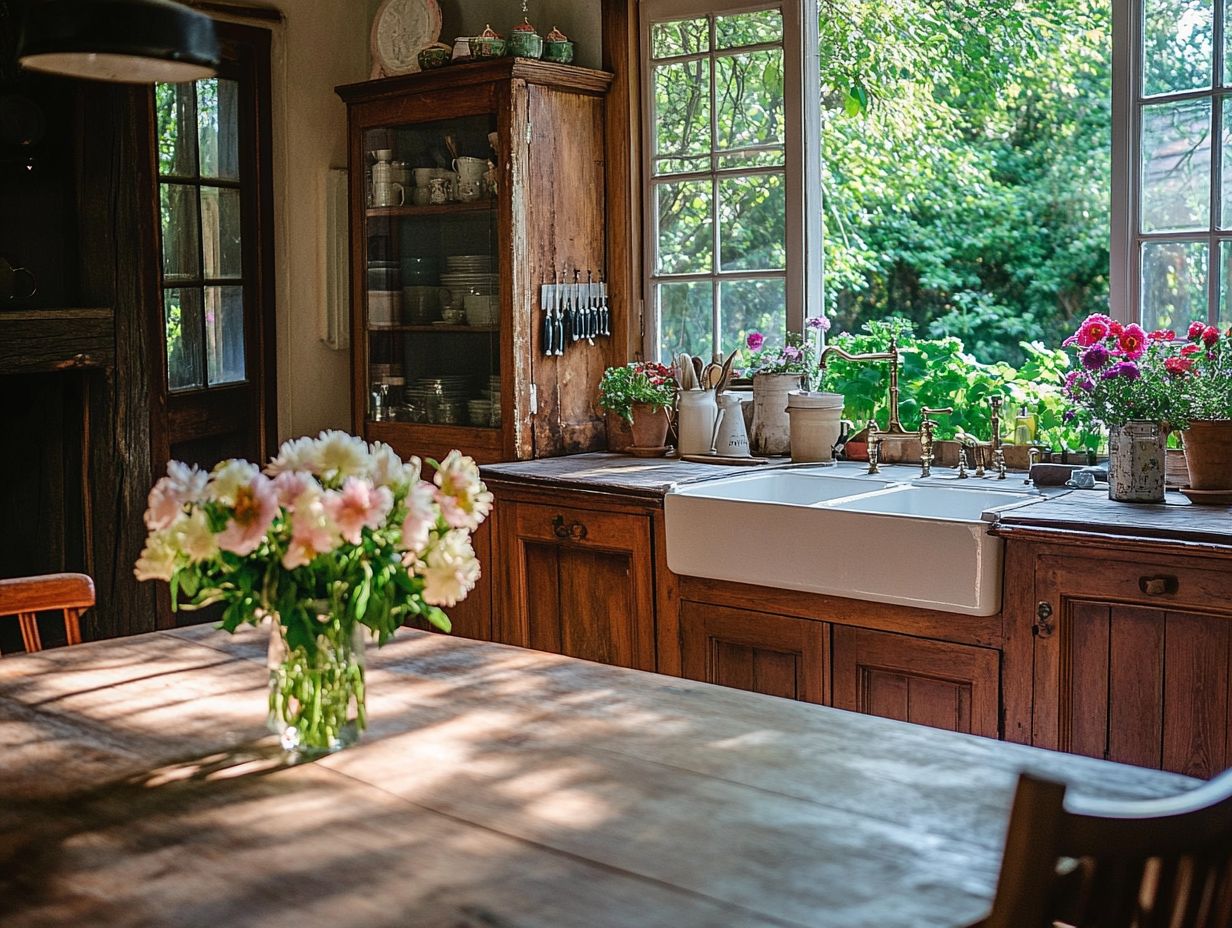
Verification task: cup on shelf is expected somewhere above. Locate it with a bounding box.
[457,180,482,203]
[410,187,430,206]
[412,167,436,188]
[368,290,402,326]
[373,181,405,207]
[441,307,467,325]
[464,292,500,326]
[428,177,450,205]
[453,156,487,185]
[370,148,394,162]
[402,285,449,323]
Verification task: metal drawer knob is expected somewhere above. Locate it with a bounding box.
[551,515,589,541]
[1139,575,1178,596]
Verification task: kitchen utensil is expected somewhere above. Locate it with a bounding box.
[713,350,738,396]
[677,389,719,455]
[691,356,704,388]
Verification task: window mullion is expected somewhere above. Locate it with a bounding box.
[190,79,211,388]
[709,14,721,359]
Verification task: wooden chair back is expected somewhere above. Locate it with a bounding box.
[973,769,1232,928]
[0,573,94,654]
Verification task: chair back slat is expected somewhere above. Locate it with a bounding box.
[0,574,93,655]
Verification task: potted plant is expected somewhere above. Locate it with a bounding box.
[597,361,677,454]
[1166,321,1232,501]
[743,322,824,455]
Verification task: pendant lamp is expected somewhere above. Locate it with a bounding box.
[17,0,220,83]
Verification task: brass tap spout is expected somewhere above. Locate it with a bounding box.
[818,336,907,434]
[919,407,952,478]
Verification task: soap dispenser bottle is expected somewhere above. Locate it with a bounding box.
[1013,405,1037,445]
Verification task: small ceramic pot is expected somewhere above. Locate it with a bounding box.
[509,18,543,59]
[470,25,507,59]
[417,43,452,70]
[543,40,574,63]
[629,403,670,450]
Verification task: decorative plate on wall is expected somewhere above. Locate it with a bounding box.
[370,0,443,77]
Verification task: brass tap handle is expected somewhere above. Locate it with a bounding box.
[989,396,1004,452]
[993,448,1007,480]
[866,421,882,475]
[957,448,969,479]
[918,407,951,479]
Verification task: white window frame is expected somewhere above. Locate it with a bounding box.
[1112,0,1229,327]
[638,0,821,363]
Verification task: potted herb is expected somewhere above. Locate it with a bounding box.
[743,322,824,456]
[597,362,677,454]
[1167,322,1232,500]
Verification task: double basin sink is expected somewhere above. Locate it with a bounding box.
[663,465,1046,616]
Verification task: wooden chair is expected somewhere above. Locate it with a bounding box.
[0,573,94,654]
[972,769,1232,928]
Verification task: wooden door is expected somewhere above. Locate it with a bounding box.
[1033,554,1232,778]
[679,602,827,703]
[832,626,1000,738]
[500,501,656,671]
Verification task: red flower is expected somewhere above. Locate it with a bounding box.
[1202,325,1220,346]
[1182,343,1202,356]
[1117,323,1148,360]
[1109,321,1124,337]
[1148,328,1176,341]
[1188,321,1207,341]
[1165,357,1195,376]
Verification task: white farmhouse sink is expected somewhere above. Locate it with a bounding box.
[664,466,1044,616]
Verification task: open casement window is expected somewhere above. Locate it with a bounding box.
[1115,0,1232,330]
[640,0,815,364]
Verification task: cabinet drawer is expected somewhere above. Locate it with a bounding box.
[1038,554,1232,614]
[513,502,651,552]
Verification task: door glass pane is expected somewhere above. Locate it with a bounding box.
[657,179,714,274]
[716,9,782,49]
[716,49,784,158]
[719,173,786,271]
[165,288,204,390]
[1141,240,1208,330]
[651,17,709,58]
[198,78,241,181]
[653,59,711,175]
[155,83,197,176]
[205,285,246,385]
[720,278,786,358]
[160,183,201,280]
[658,281,713,363]
[1142,0,1213,96]
[201,186,243,278]
[1140,98,1212,233]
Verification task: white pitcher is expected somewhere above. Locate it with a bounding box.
[676,390,719,455]
[712,392,751,457]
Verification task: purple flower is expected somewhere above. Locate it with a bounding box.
[1101,361,1141,381]
[783,345,803,362]
[1081,345,1110,370]
[1062,410,1076,423]
[1064,370,1094,396]
[746,331,764,351]
[806,316,831,332]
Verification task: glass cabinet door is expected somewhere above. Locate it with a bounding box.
[363,113,501,433]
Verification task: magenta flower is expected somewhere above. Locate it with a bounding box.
[746,331,764,351]
[1188,321,1206,341]
[1117,323,1148,360]
[1074,313,1114,347]
[1081,345,1110,370]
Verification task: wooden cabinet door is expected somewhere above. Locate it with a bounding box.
[679,602,827,703]
[832,627,1000,738]
[1033,555,1232,778]
[500,501,656,671]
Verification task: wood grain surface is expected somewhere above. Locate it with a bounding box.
[0,625,1200,928]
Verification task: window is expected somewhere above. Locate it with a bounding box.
[1119,0,1232,330]
[156,76,248,390]
[640,0,813,363]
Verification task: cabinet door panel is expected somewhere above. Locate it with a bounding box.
[1106,606,1164,769]
[679,602,827,704]
[1162,612,1230,776]
[832,627,1000,738]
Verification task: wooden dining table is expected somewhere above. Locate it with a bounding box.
[0,624,1198,928]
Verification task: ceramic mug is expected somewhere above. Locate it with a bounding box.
[412,167,435,187]
[428,177,450,205]
[457,180,482,203]
[453,156,487,184]
[403,285,449,322]
[464,292,499,325]
[372,181,404,207]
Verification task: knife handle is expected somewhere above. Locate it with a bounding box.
[543,307,554,356]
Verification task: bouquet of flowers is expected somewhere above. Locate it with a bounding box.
[1060,314,1179,429]
[1166,321,1232,424]
[135,431,492,754]
[597,361,677,423]
[742,317,829,389]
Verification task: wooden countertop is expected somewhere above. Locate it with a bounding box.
[0,625,1197,928]
[481,452,749,498]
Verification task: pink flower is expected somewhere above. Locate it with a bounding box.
[400,480,438,556]
[1188,321,1207,341]
[1117,324,1148,360]
[325,477,393,544]
[144,461,208,530]
[1074,314,1114,347]
[272,471,317,509]
[217,474,279,556]
[783,345,803,362]
[283,487,339,569]
[433,450,493,531]
[746,331,764,351]
[806,316,831,332]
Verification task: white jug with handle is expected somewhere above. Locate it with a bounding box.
[676,389,719,455]
[712,391,751,457]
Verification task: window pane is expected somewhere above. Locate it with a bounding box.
[165,288,204,390]
[160,183,201,281]
[657,180,714,274]
[198,78,240,181]
[658,281,713,363]
[719,173,786,271]
[720,278,786,358]
[205,286,246,385]
[201,186,243,278]
[1142,0,1212,96]
[651,18,709,58]
[1141,240,1208,330]
[1140,98,1212,233]
[654,59,711,175]
[156,83,197,176]
[716,9,782,49]
[1220,98,1232,228]
[716,49,784,156]
[1219,241,1232,328]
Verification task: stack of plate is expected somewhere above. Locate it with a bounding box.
[467,399,493,427]
[441,254,498,300]
[486,375,503,426]
[404,376,471,425]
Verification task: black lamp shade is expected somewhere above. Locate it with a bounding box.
[18,0,221,83]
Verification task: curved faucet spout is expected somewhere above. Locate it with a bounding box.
[817,336,908,434]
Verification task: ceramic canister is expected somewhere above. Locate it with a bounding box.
[676,389,719,455]
[712,392,751,457]
[786,391,845,463]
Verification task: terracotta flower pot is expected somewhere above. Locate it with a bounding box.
[629,402,670,450]
[605,411,634,453]
[1182,420,1232,490]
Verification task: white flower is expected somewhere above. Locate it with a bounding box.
[177,508,219,563]
[207,459,260,505]
[266,436,319,476]
[433,450,493,531]
[144,460,208,530]
[400,480,438,556]
[419,529,480,607]
[134,529,179,582]
[315,430,372,485]
[369,442,419,491]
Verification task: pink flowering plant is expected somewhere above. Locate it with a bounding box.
[597,361,677,423]
[1060,314,1180,429]
[741,317,829,389]
[1163,321,1232,424]
[135,432,491,753]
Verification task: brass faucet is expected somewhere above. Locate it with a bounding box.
[919,407,952,478]
[865,420,883,475]
[818,336,908,435]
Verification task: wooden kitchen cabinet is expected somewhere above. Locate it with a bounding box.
[1017,546,1232,778]
[679,602,828,703]
[497,498,657,671]
[831,626,1001,738]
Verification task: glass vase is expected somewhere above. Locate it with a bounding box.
[1107,420,1166,503]
[267,618,367,756]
